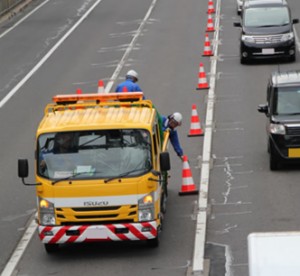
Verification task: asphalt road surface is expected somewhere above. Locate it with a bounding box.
[1,0,300,275]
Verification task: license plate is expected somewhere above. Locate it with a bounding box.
[262,48,274,55]
[288,148,300,158]
[85,227,107,239]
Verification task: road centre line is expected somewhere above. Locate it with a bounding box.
[104,0,158,93]
[191,0,221,273]
[0,0,103,108]
[0,1,158,275]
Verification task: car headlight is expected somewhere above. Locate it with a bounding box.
[138,193,154,222]
[39,198,56,225]
[281,32,294,42]
[241,35,255,43]
[270,123,286,135]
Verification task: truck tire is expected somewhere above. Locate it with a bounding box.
[44,243,59,253]
[147,235,159,248]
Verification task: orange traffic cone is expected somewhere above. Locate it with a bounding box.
[196,63,209,90]
[202,34,213,56]
[97,80,105,94]
[122,86,128,92]
[76,88,82,94]
[179,156,198,196]
[206,14,215,32]
[188,104,204,137]
[207,0,215,14]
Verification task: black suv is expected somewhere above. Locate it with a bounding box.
[258,70,300,170]
[233,0,299,64]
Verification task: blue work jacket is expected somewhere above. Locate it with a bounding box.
[115,79,142,93]
[161,116,183,157]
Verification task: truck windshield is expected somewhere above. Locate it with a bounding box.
[273,87,300,115]
[37,129,152,180]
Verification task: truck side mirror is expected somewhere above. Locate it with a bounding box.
[18,159,41,186]
[160,152,170,171]
[257,104,268,114]
[293,19,299,24]
[18,159,29,178]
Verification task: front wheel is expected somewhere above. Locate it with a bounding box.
[269,141,281,171]
[289,53,296,63]
[240,55,248,65]
[147,235,159,248]
[44,243,59,253]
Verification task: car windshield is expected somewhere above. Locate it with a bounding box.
[274,87,300,115]
[37,129,152,180]
[244,7,289,27]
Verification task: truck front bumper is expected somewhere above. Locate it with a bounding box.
[39,221,157,244]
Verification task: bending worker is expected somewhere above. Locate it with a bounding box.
[116,70,142,92]
[161,112,184,161]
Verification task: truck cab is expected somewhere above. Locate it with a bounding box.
[258,70,300,170]
[18,92,171,252]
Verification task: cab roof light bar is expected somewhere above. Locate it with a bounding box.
[52,92,144,104]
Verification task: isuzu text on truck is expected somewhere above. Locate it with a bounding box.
[18,92,171,253]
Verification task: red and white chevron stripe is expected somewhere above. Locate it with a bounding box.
[39,221,157,244]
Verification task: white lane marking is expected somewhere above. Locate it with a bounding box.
[192,0,222,273]
[216,211,252,216]
[0,0,50,39]
[212,202,252,206]
[0,0,103,108]
[104,0,158,93]
[1,213,37,276]
[215,224,238,235]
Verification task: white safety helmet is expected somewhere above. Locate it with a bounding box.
[171,112,183,125]
[126,70,139,81]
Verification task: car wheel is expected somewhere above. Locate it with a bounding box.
[240,56,247,65]
[289,53,296,62]
[269,142,281,171]
[44,243,59,253]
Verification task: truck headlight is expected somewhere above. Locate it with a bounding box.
[270,123,286,135]
[138,193,154,222]
[39,198,56,225]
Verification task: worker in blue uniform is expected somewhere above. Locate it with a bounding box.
[116,70,142,93]
[161,112,184,161]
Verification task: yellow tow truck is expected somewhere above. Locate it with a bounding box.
[18,92,171,253]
